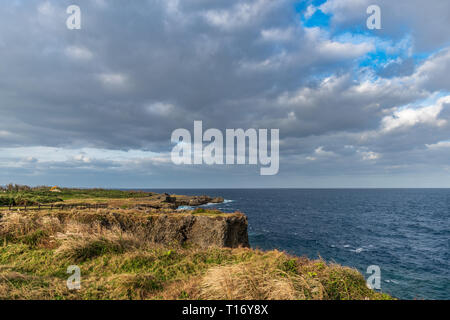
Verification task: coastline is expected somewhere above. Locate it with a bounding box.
[0,186,392,300]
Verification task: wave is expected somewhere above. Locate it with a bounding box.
[176,205,195,210]
[350,247,364,253]
[332,244,374,254]
[384,279,400,284]
[177,199,234,211]
[200,199,235,207]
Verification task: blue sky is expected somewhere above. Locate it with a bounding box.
[1,0,450,188]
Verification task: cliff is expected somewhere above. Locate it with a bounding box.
[0,208,249,249]
[145,213,249,248]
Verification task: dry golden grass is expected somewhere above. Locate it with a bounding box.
[54,223,145,262]
[0,268,80,300]
[200,264,297,299]
[199,251,324,300]
[152,278,203,300]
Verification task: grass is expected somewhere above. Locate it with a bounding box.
[0,209,393,300]
[0,242,392,300]
[0,187,153,206]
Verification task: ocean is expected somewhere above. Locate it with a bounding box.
[148,188,449,300]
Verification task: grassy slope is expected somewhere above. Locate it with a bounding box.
[0,211,392,300]
[0,243,392,300]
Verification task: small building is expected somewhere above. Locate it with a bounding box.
[49,186,62,193]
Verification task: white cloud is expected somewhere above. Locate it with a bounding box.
[319,0,369,23]
[24,156,38,163]
[65,46,93,60]
[305,146,336,161]
[304,5,317,19]
[74,154,91,163]
[409,48,450,91]
[278,73,420,110]
[37,1,55,16]
[0,130,11,137]
[305,27,374,60]
[381,96,449,133]
[426,141,450,149]
[359,150,381,161]
[260,27,294,42]
[314,146,336,157]
[318,39,374,60]
[0,147,159,161]
[98,73,128,88]
[203,0,280,30]
[146,102,175,116]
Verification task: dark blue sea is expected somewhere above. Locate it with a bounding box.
[148,189,449,300]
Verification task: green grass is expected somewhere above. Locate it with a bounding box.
[56,188,154,200]
[0,186,154,206]
[0,192,62,206]
[0,239,393,300]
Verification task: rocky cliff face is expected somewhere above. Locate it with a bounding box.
[142,213,249,248]
[1,209,250,249]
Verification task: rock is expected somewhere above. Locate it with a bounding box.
[187,196,210,206]
[163,193,177,203]
[210,197,224,203]
[32,210,250,249]
[145,212,249,248]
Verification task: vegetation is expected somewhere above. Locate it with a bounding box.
[0,209,393,300]
[191,208,224,215]
[0,184,153,206]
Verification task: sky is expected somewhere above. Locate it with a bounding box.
[1,0,450,188]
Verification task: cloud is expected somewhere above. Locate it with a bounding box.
[304,27,375,60]
[260,27,294,42]
[37,1,55,16]
[314,146,336,157]
[319,0,450,51]
[408,48,450,92]
[381,96,449,133]
[74,154,91,163]
[317,39,374,59]
[426,141,450,149]
[359,150,381,161]
[98,73,129,88]
[65,46,93,60]
[202,0,282,30]
[304,5,317,19]
[146,102,176,117]
[0,1,449,187]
